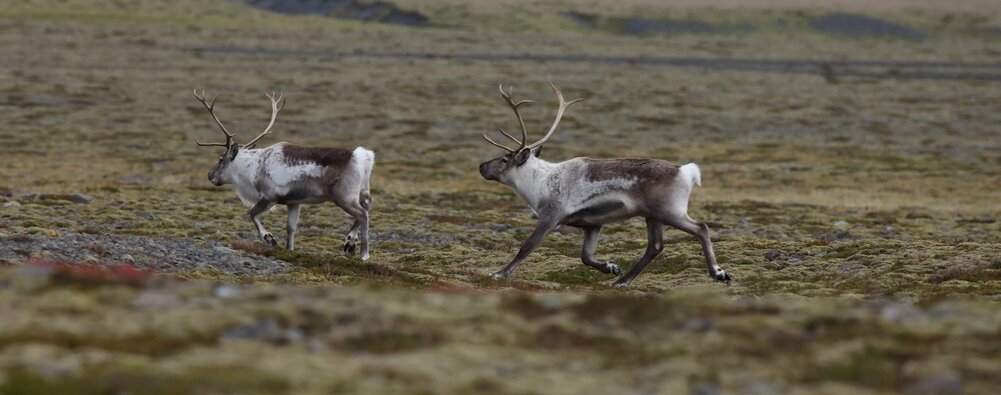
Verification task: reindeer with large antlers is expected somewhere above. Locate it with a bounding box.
[478,83,731,287]
[193,90,375,259]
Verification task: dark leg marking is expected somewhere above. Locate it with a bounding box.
[248,198,277,247]
[662,215,731,285]
[612,218,664,288]
[491,218,558,280]
[581,226,621,275]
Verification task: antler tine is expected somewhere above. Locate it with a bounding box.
[497,84,534,151]
[192,89,236,147]
[526,82,584,149]
[496,128,522,145]
[243,90,286,149]
[482,132,516,153]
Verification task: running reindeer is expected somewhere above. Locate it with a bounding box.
[192,90,374,259]
[478,83,730,287]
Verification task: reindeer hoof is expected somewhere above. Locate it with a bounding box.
[604,261,622,275]
[263,234,277,247]
[611,279,630,288]
[343,233,358,254]
[713,269,732,285]
[489,271,509,280]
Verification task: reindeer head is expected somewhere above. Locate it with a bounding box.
[479,83,583,183]
[192,90,285,186]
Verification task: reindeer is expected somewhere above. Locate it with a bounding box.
[478,83,731,287]
[192,90,374,259]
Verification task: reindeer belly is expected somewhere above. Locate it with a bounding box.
[563,201,632,226]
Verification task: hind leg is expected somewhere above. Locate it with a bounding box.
[611,218,664,288]
[660,213,731,285]
[581,226,621,275]
[335,200,369,260]
[342,191,371,255]
[343,219,360,254]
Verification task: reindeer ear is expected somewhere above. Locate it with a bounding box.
[531,146,543,158]
[514,149,532,165]
[228,143,240,160]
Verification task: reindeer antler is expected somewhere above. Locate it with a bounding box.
[193,89,236,147]
[481,82,583,153]
[526,82,584,149]
[243,91,286,149]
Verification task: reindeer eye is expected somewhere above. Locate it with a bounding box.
[501,158,508,164]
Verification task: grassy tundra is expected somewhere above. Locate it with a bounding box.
[1,0,1000,394]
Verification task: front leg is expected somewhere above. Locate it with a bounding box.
[248,198,277,247]
[581,226,622,275]
[491,217,558,280]
[286,204,301,250]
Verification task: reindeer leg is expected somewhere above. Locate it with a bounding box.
[286,204,301,250]
[342,220,360,254]
[248,198,277,247]
[612,218,664,288]
[344,191,371,254]
[663,215,731,285]
[581,226,621,275]
[491,218,557,280]
[336,200,370,261]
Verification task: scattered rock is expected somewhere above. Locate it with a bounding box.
[133,290,182,308]
[741,380,782,395]
[136,211,155,221]
[213,246,236,254]
[678,318,714,332]
[223,319,283,341]
[0,229,290,277]
[879,301,927,324]
[212,284,242,299]
[489,223,510,232]
[764,250,782,261]
[905,371,963,395]
[833,220,850,230]
[68,194,93,204]
[691,382,722,395]
[3,200,20,208]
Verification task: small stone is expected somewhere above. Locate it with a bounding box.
[741,380,782,395]
[489,223,510,232]
[82,254,98,263]
[764,250,782,261]
[223,319,282,341]
[212,284,241,298]
[833,220,850,229]
[68,194,93,204]
[678,318,714,332]
[136,211,155,220]
[307,338,327,353]
[3,200,20,208]
[213,246,235,254]
[905,371,962,395]
[121,254,135,263]
[133,290,182,308]
[691,382,721,395]
[880,302,926,324]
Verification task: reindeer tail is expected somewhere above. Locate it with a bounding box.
[679,163,701,188]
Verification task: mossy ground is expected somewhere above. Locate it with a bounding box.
[1,0,1000,394]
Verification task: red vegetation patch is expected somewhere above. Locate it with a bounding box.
[26,259,154,288]
[229,240,272,256]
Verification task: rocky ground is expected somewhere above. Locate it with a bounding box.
[1,0,1000,394]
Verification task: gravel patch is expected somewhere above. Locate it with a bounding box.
[0,230,291,276]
